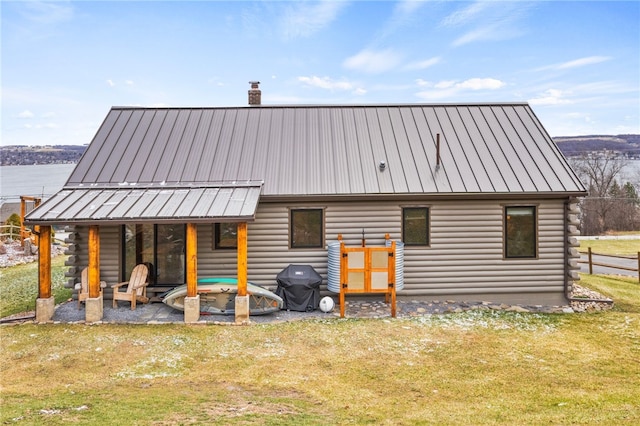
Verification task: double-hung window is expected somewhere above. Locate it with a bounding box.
[504,206,537,258]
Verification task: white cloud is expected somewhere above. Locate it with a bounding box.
[19,0,74,25]
[442,2,531,47]
[17,110,35,119]
[280,1,346,39]
[125,80,134,86]
[457,78,505,90]
[416,77,506,100]
[353,88,367,96]
[537,56,612,71]
[298,76,353,91]
[441,2,491,27]
[404,57,441,71]
[106,79,115,87]
[528,89,572,106]
[343,49,403,74]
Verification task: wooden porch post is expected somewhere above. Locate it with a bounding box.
[38,226,52,299]
[186,223,198,297]
[237,222,248,297]
[88,225,101,298]
[84,225,104,322]
[235,221,249,324]
[35,225,54,322]
[183,223,200,323]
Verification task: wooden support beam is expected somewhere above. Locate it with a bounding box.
[38,225,52,299]
[88,225,101,298]
[186,223,198,297]
[237,222,248,297]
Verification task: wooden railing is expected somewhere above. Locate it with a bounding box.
[0,224,22,240]
[578,247,640,283]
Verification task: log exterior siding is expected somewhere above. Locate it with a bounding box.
[66,197,571,305]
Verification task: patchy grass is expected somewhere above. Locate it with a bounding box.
[579,239,640,256]
[1,306,638,425]
[0,255,70,318]
[1,240,639,424]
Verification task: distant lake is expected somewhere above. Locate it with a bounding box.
[0,164,76,203]
[0,160,638,205]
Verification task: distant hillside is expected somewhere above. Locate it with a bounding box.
[0,145,87,166]
[553,134,640,158]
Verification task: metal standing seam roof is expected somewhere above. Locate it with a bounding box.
[26,103,587,224]
[25,183,263,224]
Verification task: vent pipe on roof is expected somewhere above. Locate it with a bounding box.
[436,133,441,169]
[248,81,261,105]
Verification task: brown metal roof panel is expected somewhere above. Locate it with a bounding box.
[223,187,249,216]
[136,109,176,183]
[153,110,190,183]
[339,108,366,195]
[90,190,130,219]
[261,109,285,196]
[383,108,422,193]
[400,108,435,192]
[477,106,533,191]
[372,108,403,193]
[201,188,230,217]
[24,190,72,221]
[457,107,509,192]
[193,109,224,182]
[130,109,168,183]
[208,109,237,182]
[247,109,272,182]
[304,108,324,195]
[94,109,140,184]
[165,110,203,182]
[54,189,103,220]
[239,186,262,217]
[327,108,354,194]
[67,110,121,185]
[353,109,380,194]
[512,106,585,192]
[234,109,261,182]
[109,110,153,183]
[416,107,454,192]
[467,107,517,192]
[185,109,214,182]
[446,107,494,192]
[155,188,189,217]
[433,107,477,192]
[106,189,145,218]
[492,106,543,191]
[73,189,116,219]
[137,189,173,217]
[222,109,249,182]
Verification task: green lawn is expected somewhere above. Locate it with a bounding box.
[1,246,639,425]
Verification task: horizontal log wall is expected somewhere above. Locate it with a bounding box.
[69,198,569,305]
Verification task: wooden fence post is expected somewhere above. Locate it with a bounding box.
[588,246,593,275]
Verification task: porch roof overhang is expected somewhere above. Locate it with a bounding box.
[24,182,263,225]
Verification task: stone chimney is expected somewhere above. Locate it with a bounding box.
[248,81,261,105]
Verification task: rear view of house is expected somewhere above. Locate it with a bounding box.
[27,83,587,323]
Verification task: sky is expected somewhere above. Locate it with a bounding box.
[1,0,639,146]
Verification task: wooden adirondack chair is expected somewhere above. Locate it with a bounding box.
[75,267,107,309]
[111,264,150,309]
